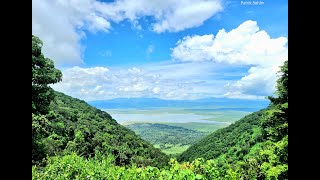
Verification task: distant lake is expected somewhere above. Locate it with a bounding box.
[91,97,268,125]
[110,112,227,125]
[184,107,262,112]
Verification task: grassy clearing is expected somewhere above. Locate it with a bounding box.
[154,143,190,155]
[164,122,228,133]
[161,145,190,155]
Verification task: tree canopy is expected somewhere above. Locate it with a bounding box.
[262,60,288,141]
[32,35,62,115]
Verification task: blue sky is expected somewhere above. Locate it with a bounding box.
[32,0,288,101]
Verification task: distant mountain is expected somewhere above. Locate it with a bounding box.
[87,97,269,111]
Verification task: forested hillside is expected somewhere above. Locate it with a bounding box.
[41,92,168,167]
[178,109,266,163]
[32,35,169,168]
[178,60,288,179]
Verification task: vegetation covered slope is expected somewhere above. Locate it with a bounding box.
[46,92,169,167]
[32,35,169,168]
[178,109,266,163]
[126,123,207,155]
[177,60,288,179]
[33,153,240,180]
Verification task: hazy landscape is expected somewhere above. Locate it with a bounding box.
[88,98,269,154]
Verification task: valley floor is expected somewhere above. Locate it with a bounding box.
[105,107,253,155]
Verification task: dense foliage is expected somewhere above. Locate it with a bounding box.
[257,60,288,178]
[32,35,62,115]
[32,35,63,163]
[262,60,288,142]
[178,109,265,163]
[33,91,169,167]
[32,153,240,180]
[126,123,207,155]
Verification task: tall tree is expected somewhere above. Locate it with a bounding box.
[32,35,62,163]
[261,60,288,141]
[32,35,62,114]
[258,60,288,179]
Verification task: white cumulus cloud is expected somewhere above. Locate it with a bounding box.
[32,0,111,66]
[33,0,223,65]
[95,0,222,33]
[51,62,233,101]
[51,65,188,101]
[171,20,288,99]
[151,0,223,32]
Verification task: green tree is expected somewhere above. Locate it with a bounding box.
[32,113,50,164]
[32,35,62,115]
[32,35,62,164]
[262,60,288,141]
[258,60,288,179]
[269,60,288,105]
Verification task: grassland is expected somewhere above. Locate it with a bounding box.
[160,145,190,155]
[163,122,228,133]
[106,107,253,155]
[126,123,206,155]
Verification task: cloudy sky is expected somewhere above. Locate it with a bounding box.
[32,0,288,101]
